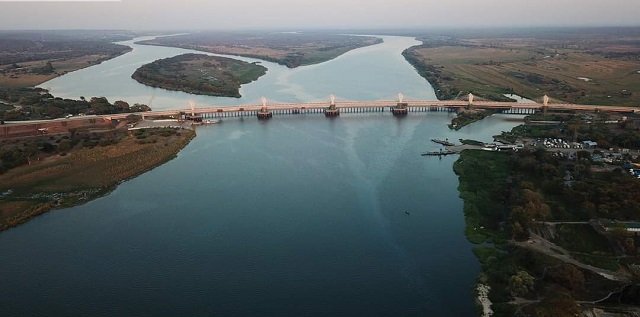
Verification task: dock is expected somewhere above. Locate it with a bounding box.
[421,150,458,157]
[431,139,455,146]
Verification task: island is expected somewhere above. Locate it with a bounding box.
[131,53,267,98]
[136,32,383,68]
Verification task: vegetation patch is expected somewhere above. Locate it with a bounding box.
[0,30,133,87]
[0,128,195,231]
[454,116,640,315]
[403,29,640,105]
[449,109,497,130]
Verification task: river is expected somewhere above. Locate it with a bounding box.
[39,35,437,109]
[1,35,523,316]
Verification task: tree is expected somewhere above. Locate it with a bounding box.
[113,100,130,112]
[508,270,536,297]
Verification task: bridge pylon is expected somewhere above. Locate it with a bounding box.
[392,92,409,116]
[257,97,273,119]
[542,94,549,116]
[467,93,474,109]
[185,101,203,122]
[324,94,340,117]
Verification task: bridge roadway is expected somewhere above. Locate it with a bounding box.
[4,99,640,138]
[5,99,640,124]
[122,99,640,119]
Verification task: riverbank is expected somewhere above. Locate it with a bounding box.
[0,31,133,88]
[0,127,195,231]
[453,124,640,316]
[131,53,267,98]
[402,28,640,106]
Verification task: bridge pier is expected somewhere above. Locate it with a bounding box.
[392,102,408,116]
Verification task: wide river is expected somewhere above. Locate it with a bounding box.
[1,36,522,316]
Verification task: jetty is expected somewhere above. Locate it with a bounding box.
[421,150,458,157]
[431,139,455,146]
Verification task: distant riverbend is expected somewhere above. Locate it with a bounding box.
[131,53,267,98]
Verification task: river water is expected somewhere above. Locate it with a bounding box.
[1,36,522,316]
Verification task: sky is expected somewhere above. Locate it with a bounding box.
[0,0,638,30]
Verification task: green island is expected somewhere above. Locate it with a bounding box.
[0,126,195,231]
[453,112,640,316]
[137,32,382,68]
[131,53,267,98]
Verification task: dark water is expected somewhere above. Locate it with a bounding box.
[0,113,520,316]
[2,34,525,316]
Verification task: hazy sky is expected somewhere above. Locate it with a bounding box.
[0,0,638,30]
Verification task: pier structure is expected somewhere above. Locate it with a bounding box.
[183,101,203,122]
[257,97,273,119]
[324,95,340,117]
[391,93,409,116]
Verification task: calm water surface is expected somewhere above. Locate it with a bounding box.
[1,35,523,316]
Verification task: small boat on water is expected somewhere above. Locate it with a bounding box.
[431,138,455,146]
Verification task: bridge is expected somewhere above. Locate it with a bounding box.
[3,94,640,139]
[135,94,640,120]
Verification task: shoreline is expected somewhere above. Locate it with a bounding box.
[0,128,196,232]
[6,47,133,89]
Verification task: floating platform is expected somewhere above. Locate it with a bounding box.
[431,138,455,146]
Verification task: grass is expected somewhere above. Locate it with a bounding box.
[0,128,195,231]
[404,38,640,106]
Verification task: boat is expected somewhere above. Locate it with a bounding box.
[431,138,455,146]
